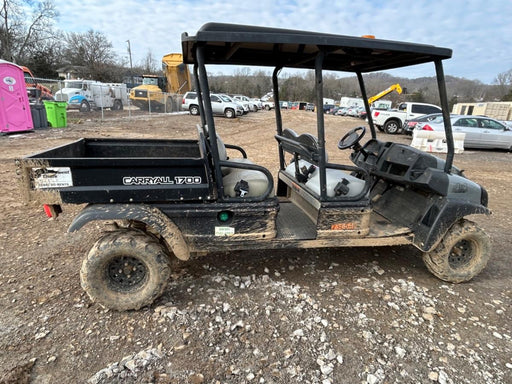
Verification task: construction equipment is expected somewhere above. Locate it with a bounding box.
[22,66,53,101]
[55,80,127,112]
[129,53,191,112]
[368,83,402,105]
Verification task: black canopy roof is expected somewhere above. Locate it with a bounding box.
[181,23,452,73]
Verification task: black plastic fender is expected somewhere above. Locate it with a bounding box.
[68,204,190,260]
[413,199,490,252]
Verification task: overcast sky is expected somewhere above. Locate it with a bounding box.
[52,0,511,84]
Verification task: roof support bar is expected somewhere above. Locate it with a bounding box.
[435,59,454,173]
[315,51,327,199]
[193,64,206,128]
[196,45,225,198]
[356,71,376,139]
[272,67,286,170]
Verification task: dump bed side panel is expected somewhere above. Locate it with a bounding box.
[18,138,214,204]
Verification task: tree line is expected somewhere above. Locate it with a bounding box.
[2,0,511,106]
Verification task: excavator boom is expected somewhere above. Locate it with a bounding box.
[368,83,402,104]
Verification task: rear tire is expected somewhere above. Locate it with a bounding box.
[422,219,491,283]
[189,105,199,116]
[112,99,123,110]
[80,229,171,311]
[384,120,400,134]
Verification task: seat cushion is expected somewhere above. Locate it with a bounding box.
[284,159,317,179]
[306,168,365,198]
[223,168,270,197]
[222,158,254,176]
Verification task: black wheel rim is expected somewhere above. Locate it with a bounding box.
[107,256,147,291]
[448,239,474,269]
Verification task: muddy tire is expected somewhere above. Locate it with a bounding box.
[422,219,491,283]
[80,229,171,311]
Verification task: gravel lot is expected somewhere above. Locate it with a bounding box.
[0,110,510,383]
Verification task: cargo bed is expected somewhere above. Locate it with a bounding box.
[18,138,213,204]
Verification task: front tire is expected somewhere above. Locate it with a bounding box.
[80,230,171,311]
[224,108,235,118]
[80,100,91,112]
[422,219,491,283]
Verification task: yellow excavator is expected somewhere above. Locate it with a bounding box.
[129,53,191,112]
[368,83,403,105]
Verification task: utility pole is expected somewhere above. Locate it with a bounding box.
[126,40,134,85]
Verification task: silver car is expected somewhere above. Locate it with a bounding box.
[416,115,512,150]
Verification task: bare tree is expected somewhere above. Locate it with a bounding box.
[140,49,159,74]
[0,0,57,62]
[63,29,116,81]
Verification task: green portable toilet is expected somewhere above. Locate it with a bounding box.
[43,100,67,128]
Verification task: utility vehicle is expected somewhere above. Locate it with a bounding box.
[18,23,491,310]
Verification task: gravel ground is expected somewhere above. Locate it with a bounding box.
[0,110,510,383]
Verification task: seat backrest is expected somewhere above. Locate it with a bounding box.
[216,134,228,160]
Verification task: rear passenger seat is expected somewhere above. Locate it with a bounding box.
[217,135,271,198]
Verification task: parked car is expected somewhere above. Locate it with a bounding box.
[217,94,245,117]
[229,95,250,114]
[291,101,308,110]
[182,91,197,112]
[280,101,289,109]
[346,106,360,117]
[182,92,243,118]
[334,107,348,116]
[306,103,315,112]
[323,104,335,113]
[417,115,512,150]
[250,98,263,110]
[233,95,259,112]
[351,106,367,119]
[403,113,443,135]
[262,100,275,110]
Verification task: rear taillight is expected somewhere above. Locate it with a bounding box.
[422,124,434,131]
[182,98,185,104]
[373,111,380,117]
[43,204,62,218]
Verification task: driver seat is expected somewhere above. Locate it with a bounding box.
[281,128,365,197]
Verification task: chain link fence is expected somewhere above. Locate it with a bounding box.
[29,77,189,123]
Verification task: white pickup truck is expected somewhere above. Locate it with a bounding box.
[372,102,441,134]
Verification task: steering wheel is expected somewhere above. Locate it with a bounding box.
[338,126,366,150]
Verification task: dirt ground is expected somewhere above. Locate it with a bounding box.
[0,110,510,384]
